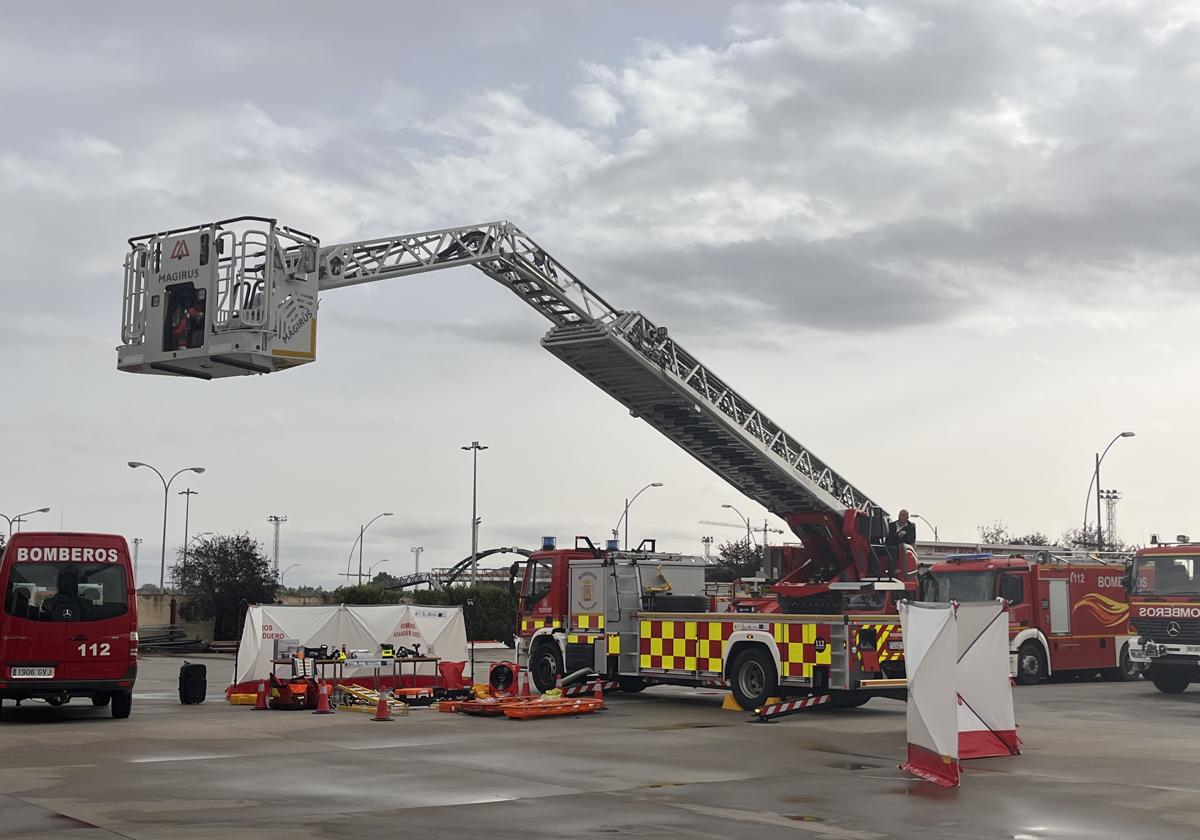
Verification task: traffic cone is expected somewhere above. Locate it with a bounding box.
[592,675,605,705]
[312,680,334,715]
[252,679,268,710]
[518,668,532,698]
[371,692,393,722]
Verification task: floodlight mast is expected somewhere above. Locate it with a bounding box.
[116,216,899,598]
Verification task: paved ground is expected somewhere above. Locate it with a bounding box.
[2,653,1199,839]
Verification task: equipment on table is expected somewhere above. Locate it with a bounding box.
[178,661,206,705]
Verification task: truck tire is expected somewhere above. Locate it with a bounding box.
[647,594,710,613]
[530,642,564,693]
[1150,666,1190,694]
[1102,644,1140,682]
[1015,642,1046,685]
[91,694,111,707]
[618,676,647,693]
[729,647,777,711]
[826,691,871,709]
[111,691,133,719]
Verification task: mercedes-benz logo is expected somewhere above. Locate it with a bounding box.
[1167,621,1182,638]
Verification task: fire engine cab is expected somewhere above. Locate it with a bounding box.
[921,553,1136,684]
[513,536,907,710]
[1127,536,1200,693]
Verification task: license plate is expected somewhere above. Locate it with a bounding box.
[10,667,54,679]
[887,640,905,651]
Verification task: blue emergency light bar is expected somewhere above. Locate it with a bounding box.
[541,536,557,550]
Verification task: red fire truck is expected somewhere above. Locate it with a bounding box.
[921,553,1137,684]
[0,532,139,718]
[1127,537,1200,693]
[512,536,909,710]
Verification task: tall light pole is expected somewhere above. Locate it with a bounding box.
[461,441,488,587]
[267,514,287,578]
[369,558,391,578]
[912,513,939,543]
[0,507,50,538]
[1082,431,1135,552]
[178,488,198,566]
[132,537,143,583]
[411,545,424,577]
[721,504,754,546]
[613,482,663,550]
[345,512,393,585]
[128,462,206,591]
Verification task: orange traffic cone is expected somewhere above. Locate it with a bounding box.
[592,675,605,703]
[312,680,334,715]
[253,679,268,710]
[553,672,563,692]
[371,692,394,722]
[518,668,532,698]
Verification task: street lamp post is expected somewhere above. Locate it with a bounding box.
[721,504,754,546]
[178,488,198,566]
[346,512,393,585]
[1082,432,1135,552]
[912,514,939,543]
[613,483,664,550]
[0,507,50,538]
[368,558,391,578]
[461,441,488,587]
[280,563,299,586]
[128,462,205,590]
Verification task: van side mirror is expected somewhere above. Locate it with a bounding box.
[999,574,1022,604]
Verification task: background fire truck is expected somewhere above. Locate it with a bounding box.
[921,553,1137,684]
[1127,537,1200,693]
[512,536,907,710]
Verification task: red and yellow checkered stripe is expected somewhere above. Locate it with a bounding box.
[572,613,605,631]
[772,622,832,678]
[639,620,732,673]
[860,623,902,662]
[520,616,558,634]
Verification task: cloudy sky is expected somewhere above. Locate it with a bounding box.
[2,1,1197,588]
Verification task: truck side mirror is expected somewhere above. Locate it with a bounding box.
[508,562,520,597]
[1122,571,1133,593]
[999,574,1022,604]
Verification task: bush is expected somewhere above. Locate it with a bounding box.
[334,584,400,605]
[413,584,515,643]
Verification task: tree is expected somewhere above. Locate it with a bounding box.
[170,533,276,640]
[412,584,516,643]
[334,583,400,605]
[1058,525,1128,552]
[706,538,762,582]
[977,520,1050,546]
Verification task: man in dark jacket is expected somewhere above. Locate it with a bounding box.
[883,510,916,576]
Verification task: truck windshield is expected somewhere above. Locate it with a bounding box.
[922,570,996,603]
[4,563,128,622]
[522,558,552,605]
[1133,555,1200,595]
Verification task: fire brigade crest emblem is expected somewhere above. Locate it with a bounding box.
[578,573,597,610]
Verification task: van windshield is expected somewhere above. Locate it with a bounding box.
[4,562,129,622]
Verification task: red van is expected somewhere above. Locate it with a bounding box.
[0,532,138,719]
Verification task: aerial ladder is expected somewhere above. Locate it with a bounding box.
[117,217,915,612]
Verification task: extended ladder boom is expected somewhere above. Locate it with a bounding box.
[117,216,884,521]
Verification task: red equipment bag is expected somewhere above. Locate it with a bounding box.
[438,660,467,690]
[268,674,319,710]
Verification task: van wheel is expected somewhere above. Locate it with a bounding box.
[111,691,133,719]
[530,643,563,693]
[1015,642,1046,685]
[729,647,777,711]
[92,694,111,707]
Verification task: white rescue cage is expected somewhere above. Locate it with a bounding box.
[117,216,320,380]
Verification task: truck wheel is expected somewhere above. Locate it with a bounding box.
[530,643,563,693]
[1102,644,1140,682]
[1150,666,1190,694]
[111,691,133,719]
[1015,642,1046,685]
[826,691,871,709]
[91,694,111,707]
[618,676,647,693]
[729,647,777,711]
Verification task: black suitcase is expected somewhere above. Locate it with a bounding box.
[179,662,207,705]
